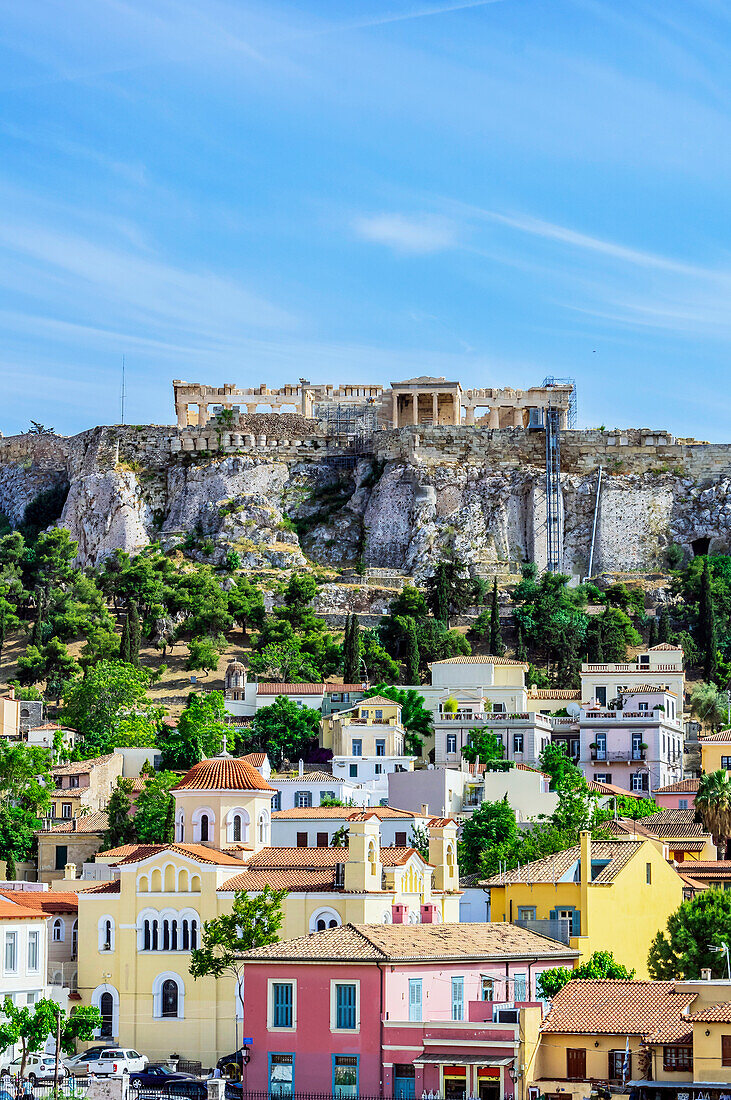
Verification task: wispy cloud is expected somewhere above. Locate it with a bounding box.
[353,213,458,253]
[334,0,506,31]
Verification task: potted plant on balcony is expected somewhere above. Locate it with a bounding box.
[443,697,459,718]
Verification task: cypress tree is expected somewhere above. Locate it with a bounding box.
[515,620,527,662]
[405,618,420,684]
[657,609,670,644]
[349,614,361,681]
[343,614,361,683]
[128,599,141,667]
[647,616,658,648]
[31,588,45,646]
[489,580,505,656]
[120,611,131,664]
[162,797,175,844]
[5,850,15,882]
[700,559,719,683]
[433,564,450,625]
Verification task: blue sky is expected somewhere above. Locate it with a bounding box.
[1,0,731,438]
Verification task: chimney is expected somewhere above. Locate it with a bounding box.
[298,758,304,778]
[392,904,407,924]
[701,968,712,982]
[64,863,76,880]
[580,830,591,880]
[72,818,78,832]
[421,803,429,817]
[421,903,437,924]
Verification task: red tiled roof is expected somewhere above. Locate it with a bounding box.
[541,980,697,1035]
[97,844,143,859]
[52,754,116,775]
[687,1002,731,1023]
[256,683,325,695]
[114,843,246,867]
[220,845,420,892]
[588,780,645,798]
[429,656,528,666]
[674,862,731,878]
[271,807,418,820]
[0,891,78,914]
[0,900,48,921]
[83,881,121,894]
[240,753,267,767]
[270,771,335,783]
[173,757,275,792]
[43,811,108,834]
[699,730,731,742]
[654,779,700,794]
[649,644,683,651]
[530,689,581,699]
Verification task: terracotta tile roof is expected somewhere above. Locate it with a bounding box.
[0,891,78,914]
[256,683,325,695]
[30,723,76,732]
[618,686,677,696]
[654,779,700,794]
[220,845,420,892]
[325,684,367,693]
[513,763,552,778]
[531,689,582,699]
[674,862,731,879]
[222,867,344,891]
[240,921,578,963]
[646,1019,694,1044]
[0,900,49,921]
[115,843,246,867]
[588,780,645,798]
[270,771,335,783]
[240,753,267,767]
[173,757,275,792]
[640,810,706,837]
[271,807,418,820]
[480,840,644,887]
[97,844,142,859]
[699,730,731,742]
[243,845,415,869]
[52,754,116,775]
[541,980,696,1035]
[603,818,657,839]
[357,695,401,708]
[687,1002,731,1023]
[83,880,121,894]
[429,656,528,666]
[668,839,707,851]
[43,811,107,834]
[427,817,457,828]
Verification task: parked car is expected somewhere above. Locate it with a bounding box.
[162,1080,207,1100]
[129,1066,197,1091]
[2,1055,68,1085]
[64,1045,116,1071]
[85,1048,148,1075]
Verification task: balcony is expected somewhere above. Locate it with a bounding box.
[590,749,646,762]
[513,917,572,945]
[48,962,78,993]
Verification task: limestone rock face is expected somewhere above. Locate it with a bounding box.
[61,469,151,563]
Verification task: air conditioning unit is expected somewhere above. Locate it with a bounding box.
[495,1009,519,1023]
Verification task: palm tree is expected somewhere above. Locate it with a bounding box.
[696,770,731,857]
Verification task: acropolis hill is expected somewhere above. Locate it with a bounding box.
[3,374,731,579]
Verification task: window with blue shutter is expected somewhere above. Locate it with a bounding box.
[451,976,464,1021]
[513,973,527,1002]
[335,983,357,1029]
[408,978,422,1022]
[272,982,293,1028]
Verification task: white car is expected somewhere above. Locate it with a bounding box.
[2,1054,68,1084]
[87,1048,148,1076]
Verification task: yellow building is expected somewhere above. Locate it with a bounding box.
[76,757,461,1066]
[533,977,731,1100]
[699,730,731,774]
[320,695,405,755]
[482,831,684,978]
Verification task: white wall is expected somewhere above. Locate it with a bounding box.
[271,815,431,848]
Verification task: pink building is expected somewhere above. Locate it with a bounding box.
[579,688,683,795]
[240,921,578,1100]
[652,778,699,811]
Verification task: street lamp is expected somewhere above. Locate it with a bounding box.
[707,943,731,979]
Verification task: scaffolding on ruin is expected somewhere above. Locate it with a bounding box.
[542,376,577,428]
[313,401,382,467]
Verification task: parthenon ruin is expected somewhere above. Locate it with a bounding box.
[172,376,575,431]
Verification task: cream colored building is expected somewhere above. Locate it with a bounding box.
[75,757,461,1066]
[48,754,123,822]
[0,690,20,738]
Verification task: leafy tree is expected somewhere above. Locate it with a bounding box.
[462,730,509,770]
[103,779,136,849]
[360,629,400,682]
[539,742,584,791]
[61,661,160,757]
[459,797,518,875]
[245,697,321,765]
[0,742,52,815]
[666,543,685,569]
[0,594,20,664]
[409,824,430,860]
[489,579,505,656]
[228,577,265,637]
[190,887,287,1021]
[513,566,589,687]
[426,560,473,627]
[159,692,228,771]
[248,640,321,682]
[690,682,728,731]
[362,684,433,756]
[0,806,42,870]
[647,615,658,648]
[17,638,80,695]
[0,998,100,1080]
[134,771,180,844]
[538,951,635,999]
[700,558,719,682]
[695,770,731,855]
[186,635,225,675]
[648,891,731,979]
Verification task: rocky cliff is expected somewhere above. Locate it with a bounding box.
[3,421,731,578]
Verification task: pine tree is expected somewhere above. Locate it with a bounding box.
[102,780,136,849]
[647,616,658,648]
[5,850,15,882]
[489,580,505,656]
[700,558,719,683]
[128,599,141,667]
[405,619,420,684]
[162,797,175,844]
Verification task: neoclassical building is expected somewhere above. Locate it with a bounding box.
[76,756,460,1067]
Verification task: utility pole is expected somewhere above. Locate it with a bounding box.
[121,355,126,426]
[53,1005,62,1091]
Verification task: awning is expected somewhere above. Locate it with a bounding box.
[414,1056,514,1067]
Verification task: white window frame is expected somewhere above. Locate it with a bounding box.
[329,978,360,1034]
[52,918,65,943]
[27,931,39,974]
[4,931,17,974]
[152,971,185,1019]
[91,984,120,1039]
[267,977,298,1032]
[98,915,115,953]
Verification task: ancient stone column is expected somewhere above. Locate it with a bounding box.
[488,407,500,429]
[411,393,419,425]
[432,392,439,425]
[464,404,475,425]
[512,407,524,428]
[391,391,398,428]
[453,393,461,425]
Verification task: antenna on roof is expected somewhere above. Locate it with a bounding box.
[120,355,126,426]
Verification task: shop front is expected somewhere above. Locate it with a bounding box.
[412,1053,515,1100]
[629,1083,731,1100]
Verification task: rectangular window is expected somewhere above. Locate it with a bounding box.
[481,977,494,1001]
[595,734,607,760]
[69,776,80,788]
[408,978,422,1022]
[62,803,72,818]
[517,907,536,921]
[374,763,383,775]
[54,845,68,871]
[375,740,385,756]
[272,983,293,1029]
[514,972,528,1001]
[451,976,464,1021]
[679,799,689,810]
[595,687,607,707]
[333,1055,358,1098]
[722,1035,731,1067]
[638,702,648,712]
[271,792,281,811]
[513,734,524,753]
[374,710,383,721]
[646,863,652,885]
[296,832,308,848]
[27,931,39,973]
[269,1054,294,1098]
[566,1049,586,1080]
[316,832,328,848]
[663,1046,692,1072]
[608,1048,628,1081]
[294,791,312,808]
[395,831,407,847]
[352,740,362,757]
[4,932,17,973]
[335,983,357,1030]
[349,764,358,778]
[722,757,731,770]
[446,734,457,754]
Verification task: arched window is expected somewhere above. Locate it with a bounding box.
[308,908,342,934]
[144,920,151,951]
[163,920,170,951]
[190,919,198,950]
[152,920,159,951]
[233,815,242,843]
[52,918,64,943]
[100,993,114,1037]
[200,815,209,842]
[182,920,189,951]
[175,810,185,843]
[162,980,178,1017]
[98,915,115,952]
[258,810,269,845]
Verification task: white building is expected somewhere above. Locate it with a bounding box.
[0,899,52,1060]
[270,806,432,848]
[222,661,366,718]
[267,767,369,811]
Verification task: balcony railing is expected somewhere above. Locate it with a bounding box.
[48,962,78,992]
[513,917,572,945]
[591,749,646,762]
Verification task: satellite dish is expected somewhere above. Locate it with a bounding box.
[566,702,581,717]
